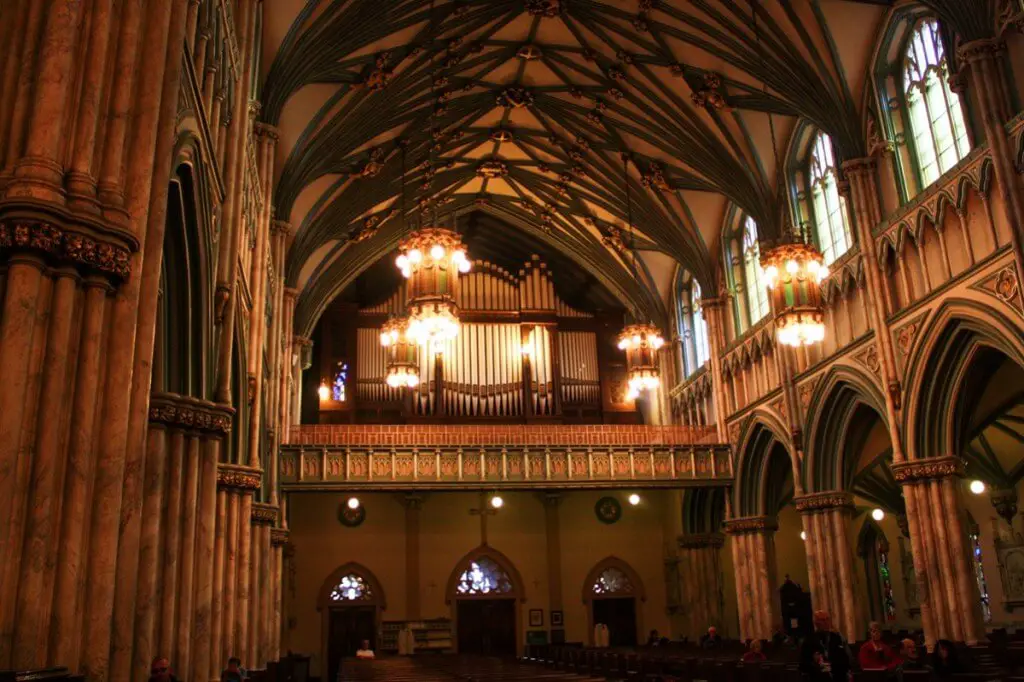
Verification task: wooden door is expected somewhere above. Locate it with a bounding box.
[456,599,516,656]
[592,597,637,647]
[327,606,376,682]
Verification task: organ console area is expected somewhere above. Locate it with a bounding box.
[306,255,640,424]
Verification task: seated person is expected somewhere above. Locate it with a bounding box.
[355,639,375,660]
[858,622,900,671]
[221,657,244,682]
[647,629,660,646]
[741,640,767,663]
[899,638,925,670]
[700,626,722,649]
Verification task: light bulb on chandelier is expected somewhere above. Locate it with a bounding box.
[760,239,828,348]
[618,323,664,400]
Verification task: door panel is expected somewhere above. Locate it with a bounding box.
[456,599,516,656]
[327,606,376,682]
[592,597,637,647]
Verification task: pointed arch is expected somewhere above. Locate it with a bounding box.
[802,364,889,493]
[445,545,526,604]
[317,561,388,610]
[582,556,647,647]
[902,300,1024,459]
[733,411,795,517]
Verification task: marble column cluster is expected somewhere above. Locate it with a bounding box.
[250,503,278,672]
[892,457,983,649]
[677,533,725,638]
[723,517,779,642]
[794,492,859,642]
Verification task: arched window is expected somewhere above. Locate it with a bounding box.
[332,361,348,402]
[877,541,897,622]
[743,217,770,323]
[970,527,993,623]
[808,133,853,265]
[691,281,709,371]
[903,18,969,187]
[858,521,896,622]
[456,557,514,596]
[592,567,635,595]
[329,573,372,602]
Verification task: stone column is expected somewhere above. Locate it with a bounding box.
[216,464,263,666]
[270,528,290,662]
[678,533,725,639]
[544,494,564,619]
[794,492,859,643]
[892,457,982,649]
[957,40,1024,283]
[723,517,778,642]
[403,495,423,619]
[251,503,279,669]
[698,297,730,441]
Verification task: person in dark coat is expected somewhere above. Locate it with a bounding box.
[700,626,722,649]
[799,611,852,681]
[149,657,179,682]
[931,639,964,678]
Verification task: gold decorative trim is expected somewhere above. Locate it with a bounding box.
[890,456,965,483]
[678,532,725,549]
[0,219,133,281]
[722,516,778,535]
[148,393,233,433]
[794,491,855,512]
[252,503,279,525]
[217,463,262,491]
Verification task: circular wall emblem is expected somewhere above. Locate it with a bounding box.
[338,502,366,527]
[595,496,622,525]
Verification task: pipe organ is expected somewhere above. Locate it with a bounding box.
[320,255,636,423]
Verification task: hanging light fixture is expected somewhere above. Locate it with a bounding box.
[751,0,826,348]
[379,315,420,388]
[616,153,665,400]
[396,8,470,350]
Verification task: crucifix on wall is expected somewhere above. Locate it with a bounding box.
[469,491,500,546]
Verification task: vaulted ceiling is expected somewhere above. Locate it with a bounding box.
[259,0,980,334]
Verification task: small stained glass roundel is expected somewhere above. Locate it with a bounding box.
[595,496,622,525]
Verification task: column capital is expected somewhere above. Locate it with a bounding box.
[793,491,855,513]
[254,121,280,141]
[149,392,234,434]
[956,38,1005,65]
[543,492,564,508]
[271,219,292,237]
[217,462,263,491]
[839,156,878,178]
[891,456,965,483]
[678,532,725,549]
[252,503,279,526]
[283,286,299,301]
[722,516,778,535]
[400,493,426,510]
[270,528,290,547]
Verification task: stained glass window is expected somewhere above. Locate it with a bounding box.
[691,281,709,372]
[877,541,897,621]
[456,557,513,595]
[330,573,371,601]
[903,19,969,187]
[332,362,348,402]
[809,133,853,265]
[970,530,992,622]
[592,567,634,595]
[743,217,770,324]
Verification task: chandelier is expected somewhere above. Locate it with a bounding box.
[760,237,828,347]
[618,323,665,400]
[395,227,470,348]
[379,316,420,388]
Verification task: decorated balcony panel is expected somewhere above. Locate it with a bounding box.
[280,425,732,491]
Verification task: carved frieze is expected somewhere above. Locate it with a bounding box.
[252,503,279,525]
[0,219,134,281]
[148,393,234,434]
[890,456,965,483]
[217,463,263,491]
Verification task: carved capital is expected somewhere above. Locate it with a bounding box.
[794,491,855,513]
[217,463,262,491]
[252,502,279,525]
[270,528,290,546]
[891,456,965,483]
[271,219,292,237]
[678,532,725,549]
[957,38,1005,65]
[148,392,234,434]
[840,156,877,178]
[722,516,778,535]
[254,121,280,141]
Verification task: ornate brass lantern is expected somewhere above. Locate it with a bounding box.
[379,316,420,388]
[760,238,828,347]
[617,323,665,400]
[394,227,470,348]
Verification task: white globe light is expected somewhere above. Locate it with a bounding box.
[970,480,986,495]
[628,494,641,506]
[785,259,798,274]
[318,382,330,401]
[871,508,885,521]
[396,254,408,268]
[347,497,361,510]
[800,531,807,541]
[430,244,445,260]
[408,248,422,264]
[453,249,466,263]
[617,338,629,350]
[490,495,504,509]
[458,259,471,273]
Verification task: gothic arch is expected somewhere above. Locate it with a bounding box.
[803,364,889,493]
[903,301,1024,460]
[317,562,388,679]
[733,412,795,517]
[682,488,727,535]
[446,545,526,655]
[582,556,647,646]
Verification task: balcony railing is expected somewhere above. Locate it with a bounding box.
[280,424,732,491]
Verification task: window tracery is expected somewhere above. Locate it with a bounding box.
[902,18,969,187]
[742,217,770,324]
[329,573,371,602]
[691,281,709,373]
[456,557,514,596]
[592,567,635,595]
[877,540,897,622]
[332,361,348,402]
[807,133,853,265]
[970,529,993,623]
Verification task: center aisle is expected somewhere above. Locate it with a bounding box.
[340,655,603,681]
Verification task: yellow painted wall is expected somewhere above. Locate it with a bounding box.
[286,489,675,675]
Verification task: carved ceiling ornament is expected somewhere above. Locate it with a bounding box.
[690,72,728,111]
[525,0,564,18]
[971,263,1023,316]
[476,159,509,179]
[497,87,534,108]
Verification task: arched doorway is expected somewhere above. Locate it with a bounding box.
[446,547,525,656]
[318,563,386,682]
[583,557,646,647]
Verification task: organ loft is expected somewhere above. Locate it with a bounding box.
[1,0,1024,681]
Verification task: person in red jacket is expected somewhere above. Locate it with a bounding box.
[858,622,901,671]
[742,639,767,663]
